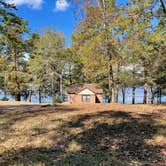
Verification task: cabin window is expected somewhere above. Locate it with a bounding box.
[82,95,90,102]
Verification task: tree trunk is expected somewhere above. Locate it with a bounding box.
[69,75,72,85]
[14,51,21,102]
[27,90,32,102]
[156,87,162,104]
[143,83,148,104]
[143,67,148,104]
[24,91,29,101]
[114,84,119,103]
[51,77,55,104]
[100,0,114,103]
[122,87,125,104]
[4,90,7,98]
[51,77,56,104]
[150,86,154,104]
[4,72,7,98]
[132,86,136,104]
[114,65,119,103]
[159,87,162,104]
[59,75,63,100]
[108,64,114,103]
[15,93,21,101]
[69,66,73,85]
[157,87,159,104]
[38,90,41,103]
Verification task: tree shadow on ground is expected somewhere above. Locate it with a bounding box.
[0,104,78,131]
[0,110,166,166]
[0,104,78,113]
[57,111,165,165]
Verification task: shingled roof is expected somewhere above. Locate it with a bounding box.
[67,83,103,94]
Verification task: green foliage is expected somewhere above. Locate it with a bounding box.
[0,0,29,100]
[71,1,122,88]
[0,96,9,101]
[0,0,165,103]
[0,75,4,89]
[53,95,62,104]
[28,28,66,100]
[70,0,166,103]
[154,56,166,88]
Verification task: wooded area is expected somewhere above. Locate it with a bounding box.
[0,0,166,104]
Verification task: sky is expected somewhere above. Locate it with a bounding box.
[4,0,162,46]
[5,0,128,46]
[6,0,76,46]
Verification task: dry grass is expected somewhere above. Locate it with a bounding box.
[0,102,166,166]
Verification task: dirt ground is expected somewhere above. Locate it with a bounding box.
[0,102,165,166]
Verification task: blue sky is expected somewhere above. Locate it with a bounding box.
[6,0,76,46]
[6,0,127,46]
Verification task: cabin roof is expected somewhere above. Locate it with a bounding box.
[67,83,103,94]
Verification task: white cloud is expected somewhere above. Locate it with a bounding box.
[55,0,69,11]
[6,0,43,9]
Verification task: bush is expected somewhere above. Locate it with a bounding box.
[53,96,62,104]
[1,97,9,101]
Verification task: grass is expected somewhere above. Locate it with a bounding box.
[0,102,166,166]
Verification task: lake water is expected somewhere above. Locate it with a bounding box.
[0,87,166,104]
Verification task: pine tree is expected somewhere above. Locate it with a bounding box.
[0,0,29,101]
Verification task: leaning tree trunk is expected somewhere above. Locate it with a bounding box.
[132,86,136,104]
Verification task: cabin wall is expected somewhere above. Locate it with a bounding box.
[69,94,96,103]
[90,94,96,103]
[69,94,81,103]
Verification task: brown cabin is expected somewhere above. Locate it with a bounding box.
[67,83,103,103]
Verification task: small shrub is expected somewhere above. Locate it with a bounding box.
[53,96,62,104]
[1,97,9,101]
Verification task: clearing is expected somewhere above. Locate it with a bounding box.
[0,102,166,165]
